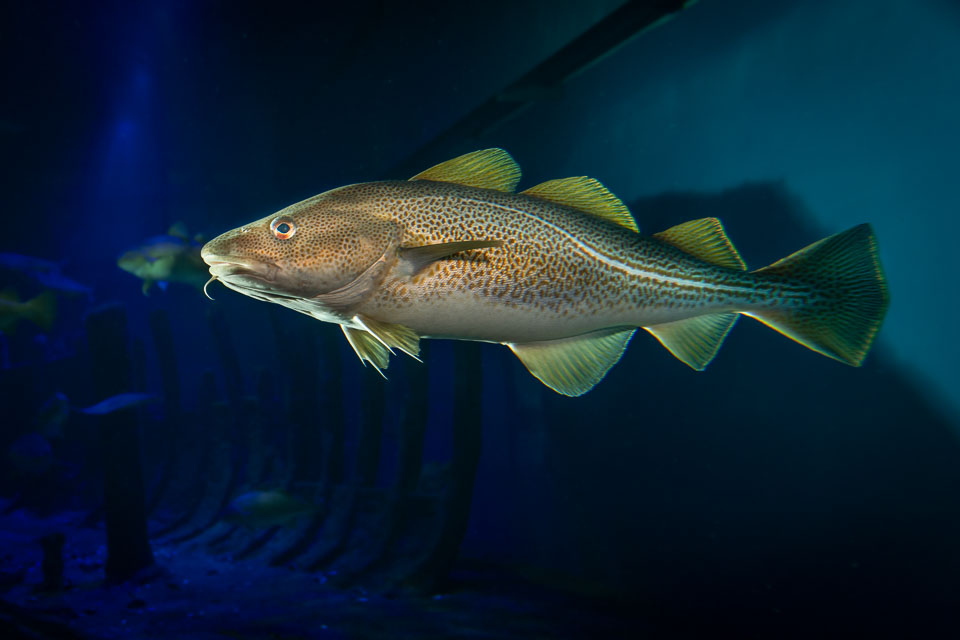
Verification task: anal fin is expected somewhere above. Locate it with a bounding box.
[507,328,636,397]
[644,313,738,371]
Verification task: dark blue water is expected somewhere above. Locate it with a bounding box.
[2,1,959,638]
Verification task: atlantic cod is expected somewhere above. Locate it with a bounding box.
[201,149,889,396]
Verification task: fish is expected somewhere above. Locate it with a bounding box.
[221,490,320,529]
[0,253,60,274]
[0,288,57,333]
[31,271,93,297]
[201,149,889,396]
[34,392,70,438]
[76,392,158,415]
[0,253,92,296]
[118,223,210,295]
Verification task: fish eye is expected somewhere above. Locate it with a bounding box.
[270,217,296,240]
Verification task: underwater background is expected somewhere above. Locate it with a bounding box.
[2,0,959,638]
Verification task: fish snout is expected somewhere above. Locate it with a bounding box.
[201,241,280,285]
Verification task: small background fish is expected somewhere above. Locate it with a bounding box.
[0,288,56,333]
[118,223,210,295]
[221,490,321,529]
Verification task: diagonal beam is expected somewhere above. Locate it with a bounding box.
[385,0,694,178]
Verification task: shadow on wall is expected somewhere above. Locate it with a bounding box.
[503,181,960,632]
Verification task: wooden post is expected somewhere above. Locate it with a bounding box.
[149,309,181,417]
[145,309,181,515]
[85,304,154,582]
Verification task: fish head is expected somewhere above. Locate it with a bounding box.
[201,187,399,305]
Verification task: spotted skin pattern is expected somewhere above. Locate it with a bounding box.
[202,178,806,345]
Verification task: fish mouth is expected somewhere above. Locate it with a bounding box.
[202,255,283,295]
[204,256,277,282]
[201,254,312,305]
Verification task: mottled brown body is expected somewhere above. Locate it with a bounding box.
[202,149,887,396]
[338,180,783,342]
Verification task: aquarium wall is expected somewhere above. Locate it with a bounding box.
[496,0,960,421]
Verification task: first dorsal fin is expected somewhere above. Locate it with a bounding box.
[410,148,521,192]
[522,177,639,233]
[653,218,746,270]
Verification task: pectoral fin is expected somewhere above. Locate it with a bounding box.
[507,328,636,397]
[398,240,503,276]
[644,313,738,371]
[311,251,391,313]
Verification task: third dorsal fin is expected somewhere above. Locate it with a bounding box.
[410,148,521,192]
[653,218,746,270]
[522,177,638,233]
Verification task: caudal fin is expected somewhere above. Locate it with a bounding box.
[746,224,888,366]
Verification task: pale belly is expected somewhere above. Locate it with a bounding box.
[355,281,726,344]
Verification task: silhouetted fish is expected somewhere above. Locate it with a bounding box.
[76,392,157,415]
[0,253,92,296]
[221,490,319,529]
[202,149,889,396]
[0,288,56,333]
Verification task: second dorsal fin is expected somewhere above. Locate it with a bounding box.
[653,218,746,270]
[410,148,521,192]
[522,177,638,233]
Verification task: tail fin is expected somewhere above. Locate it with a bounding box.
[23,291,57,331]
[746,224,888,366]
